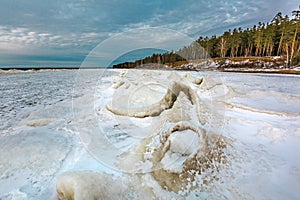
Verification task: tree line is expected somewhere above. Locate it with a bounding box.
[114,6,300,68]
[194,6,300,65]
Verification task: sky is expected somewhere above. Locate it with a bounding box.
[0,0,299,67]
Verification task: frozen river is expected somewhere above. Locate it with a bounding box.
[0,69,299,199]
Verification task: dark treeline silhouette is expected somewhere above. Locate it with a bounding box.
[114,6,300,68]
[113,51,187,69]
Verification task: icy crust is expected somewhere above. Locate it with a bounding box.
[1,70,299,199]
[0,100,78,199]
[0,127,73,199]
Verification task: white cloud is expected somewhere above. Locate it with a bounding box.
[0,25,108,56]
[0,0,298,65]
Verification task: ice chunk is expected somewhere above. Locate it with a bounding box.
[56,172,123,200]
[160,129,201,172]
[106,80,206,124]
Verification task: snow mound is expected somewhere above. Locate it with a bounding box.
[56,70,232,198]
[144,122,230,193]
[106,72,206,124]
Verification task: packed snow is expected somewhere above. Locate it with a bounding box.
[0,69,299,199]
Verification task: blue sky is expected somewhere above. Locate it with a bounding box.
[0,0,299,67]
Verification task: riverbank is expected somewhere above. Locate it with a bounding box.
[215,57,300,75]
[113,56,300,75]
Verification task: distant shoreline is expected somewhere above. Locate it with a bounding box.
[0,68,77,74]
[219,68,300,75]
[1,57,300,75]
[112,56,300,75]
[1,68,299,76]
[0,67,80,70]
[0,67,99,74]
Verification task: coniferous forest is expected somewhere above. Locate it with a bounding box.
[114,7,300,68]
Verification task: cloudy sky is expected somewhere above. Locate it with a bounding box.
[0,0,299,67]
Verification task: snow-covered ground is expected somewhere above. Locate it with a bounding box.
[0,69,299,199]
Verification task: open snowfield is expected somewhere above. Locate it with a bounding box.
[0,69,300,199]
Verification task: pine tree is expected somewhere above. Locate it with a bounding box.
[291,6,300,64]
[218,36,227,58]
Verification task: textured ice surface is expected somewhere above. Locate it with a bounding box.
[1,70,300,199]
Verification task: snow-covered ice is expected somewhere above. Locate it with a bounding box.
[0,69,300,199]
